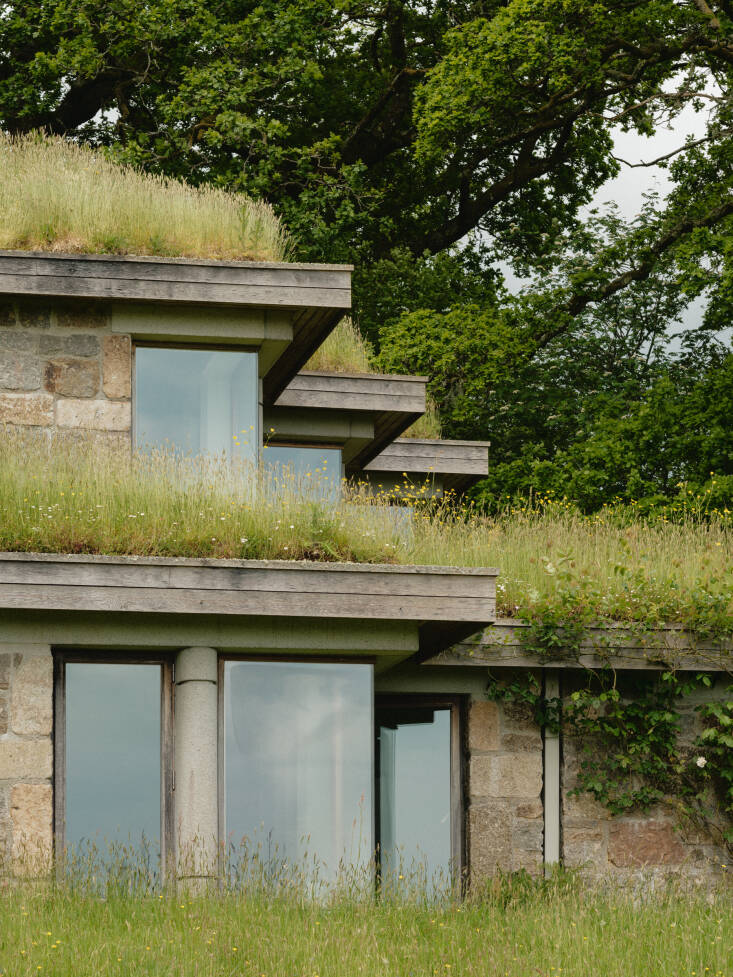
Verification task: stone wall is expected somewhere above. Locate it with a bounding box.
[466,695,544,880]
[562,676,729,882]
[0,299,131,445]
[0,645,53,874]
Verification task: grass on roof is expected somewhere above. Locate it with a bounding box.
[0,133,291,262]
[402,393,442,439]
[1,429,731,637]
[305,317,376,373]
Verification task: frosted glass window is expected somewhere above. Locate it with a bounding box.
[378,706,452,886]
[225,661,373,878]
[262,445,342,498]
[65,663,161,854]
[135,347,258,464]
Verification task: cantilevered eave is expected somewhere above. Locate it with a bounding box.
[272,371,428,470]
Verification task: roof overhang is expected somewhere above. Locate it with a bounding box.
[0,250,351,401]
[271,371,427,470]
[0,553,496,667]
[428,619,731,671]
[361,438,490,493]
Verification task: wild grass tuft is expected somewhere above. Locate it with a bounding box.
[403,393,443,439]
[0,133,291,262]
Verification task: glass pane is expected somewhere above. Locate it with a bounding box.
[378,706,452,887]
[135,347,258,464]
[262,445,342,499]
[65,664,161,858]
[225,661,373,881]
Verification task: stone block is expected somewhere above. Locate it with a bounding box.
[470,753,542,799]
[39,333,99,357]
[515,799,543,819]
[502,698,538,732]
[512,850,543,875]
[44,357,99,397]
[11,653,53,736]
[563,826,606,869]
[102,335,131,399]
[17,305,50,330]
[0,654,9,689]
[0,330,37,352]
[0,694,7,735]
[468,700,500,752]
[0,739,52,780]
[56,398,131,431]
[513,818,543,852]
[0,391,54,426]
[608,820,686,867]
[57,306,107,330]
[562,788,610,825]
[501,732,541,752]
[0,353,41,390]
[11,784,52,872]
[468,801,512,878]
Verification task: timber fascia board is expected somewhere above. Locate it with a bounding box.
[360,437,490,492]
[0,552,497,658]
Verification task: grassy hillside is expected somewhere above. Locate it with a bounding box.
[0,134,290,262]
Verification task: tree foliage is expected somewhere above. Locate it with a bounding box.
[1,1,731,277]
[2,0,733,508]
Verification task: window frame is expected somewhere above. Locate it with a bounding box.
[52,651,175,873]
[374,693,466,882]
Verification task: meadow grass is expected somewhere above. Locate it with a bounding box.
[0,429,731,627]
[0,133,290,262]
[0,873,730,977]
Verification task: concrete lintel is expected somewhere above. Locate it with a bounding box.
[0,613,421,657]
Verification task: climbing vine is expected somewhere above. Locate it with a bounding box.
[486,669,733,854]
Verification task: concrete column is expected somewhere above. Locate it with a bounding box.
[543,670,561,873]
[174,647,218,883]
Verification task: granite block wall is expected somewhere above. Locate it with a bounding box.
[0,299,131,446]
[466,696,544,880]
[0,645,53,875]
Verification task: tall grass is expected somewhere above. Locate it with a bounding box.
[0,871,730,977]
[0,428,731,626]
[0,133,291,261]
[305,317,376,373]
[403,393,443,439]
